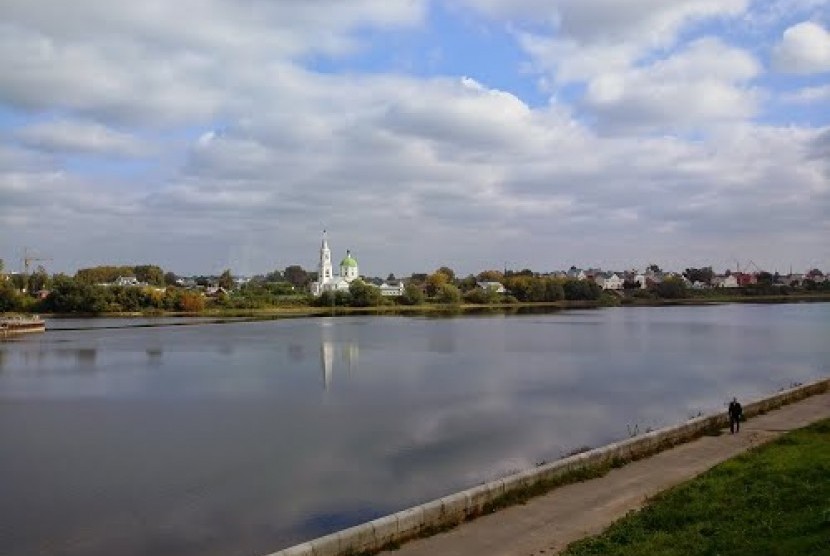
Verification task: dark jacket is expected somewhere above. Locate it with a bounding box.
[728,401,743,420]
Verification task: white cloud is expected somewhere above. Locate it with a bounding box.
[583,39,761,132]
[0,1,427,126]
[461,0,748,82]
[16,119,148,157]
[773,21,830,74]
[0,2,827,275]
[782,84,830,103]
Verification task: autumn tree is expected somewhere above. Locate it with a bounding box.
[425,271,450,297]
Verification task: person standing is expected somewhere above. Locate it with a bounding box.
[728,397,743,434]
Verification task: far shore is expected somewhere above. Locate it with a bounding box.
[33,292,830,320]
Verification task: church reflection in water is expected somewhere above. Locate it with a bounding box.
[320,340,359,390]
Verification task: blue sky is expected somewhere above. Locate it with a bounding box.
[1,0,828,277]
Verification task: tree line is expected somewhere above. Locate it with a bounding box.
[1,259,827,314]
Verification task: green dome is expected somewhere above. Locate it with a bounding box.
[340,251,358,268]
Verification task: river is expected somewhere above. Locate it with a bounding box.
[1,303,828,555]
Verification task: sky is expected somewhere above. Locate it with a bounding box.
[1,0,829,278]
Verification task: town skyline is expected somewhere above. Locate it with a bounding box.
[2,2,828,277]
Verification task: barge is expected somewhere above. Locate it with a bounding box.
[0,315,46,337]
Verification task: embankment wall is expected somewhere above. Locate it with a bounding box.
[267,377,830,556]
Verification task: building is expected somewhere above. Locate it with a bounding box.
[379,282,405,297]
[592,272,623,290]
[310,231,361,296]
[476,281,506,294]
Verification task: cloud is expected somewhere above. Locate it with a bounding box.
[460,0,748,82]
[0,2,827,275]
[582,38,761,132]
[773,21,830,74]
[782,84,830,103]
[0,1,427,126]
[16,119,148,157]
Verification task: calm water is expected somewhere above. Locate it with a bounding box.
[1,304,828,555]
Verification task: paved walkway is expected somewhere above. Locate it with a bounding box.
[387,392,830,556]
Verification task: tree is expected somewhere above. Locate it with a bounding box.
[348,280,382,307]
[464,285,501,304]
[425,271,449,297]
[398,284,425,306]
[647,264,662,274]
[0,258,4,275]
[563,279,602,301]
[134,265,165,286]
[386,273,396,282]
[436,266,456,283]
[652,277,688,299]
[756,271,774,285]
[477,270,504,282]
[218,269,234,290]
[436,283,462,305]
[284,265,310,288]
[0,278,21,312]
[164,271,179,286]
[458,274,478,292]
[27,265,50,293]
[683,267,714,285]
[178,291,205,312]
[264,269,285,282]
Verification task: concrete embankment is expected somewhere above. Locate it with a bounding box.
[266,377,830,556]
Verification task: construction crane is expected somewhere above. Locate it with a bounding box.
[21,248,51,275]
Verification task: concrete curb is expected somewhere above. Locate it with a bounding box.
[265,377,829,556]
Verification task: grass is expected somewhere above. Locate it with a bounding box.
[561,418,830,556]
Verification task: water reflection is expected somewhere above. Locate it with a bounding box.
[320,340,359,390]
[0,305,827,556]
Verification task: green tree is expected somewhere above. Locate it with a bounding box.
[652,277,688,299]
[164,271,179,286]
[398,284,425,306]
[284,265,310,288]
[134,265,165,286]
[458,274,478,292]
[647,264,662,273]
[756,271,774,285]
[27,265,50,293]
[436,283,462,305]
[683,267,714,285]
[218,269,234,290]
[563,279,602,301]
[0,278,21,312]
[348,280,382,307]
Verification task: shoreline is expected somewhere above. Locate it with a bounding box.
[31,293,830,320]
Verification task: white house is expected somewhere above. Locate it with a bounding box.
[379,282,405,297]
[713,275,739,288]
[595,272,624,290]
[476,281,506,294]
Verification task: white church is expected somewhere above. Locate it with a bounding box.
[309,231,360,296]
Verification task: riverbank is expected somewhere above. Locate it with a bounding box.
[266,378,830,556]
[34,292,830,320]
